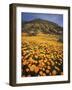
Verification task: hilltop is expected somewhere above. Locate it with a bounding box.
[22,19,63,36]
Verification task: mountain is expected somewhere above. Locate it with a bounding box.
[22,19,63,36]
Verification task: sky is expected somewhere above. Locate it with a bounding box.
[22,12,63,27]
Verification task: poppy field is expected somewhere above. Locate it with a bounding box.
[21,33,63,77]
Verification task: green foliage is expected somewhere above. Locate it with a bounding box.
[58,35,63,42]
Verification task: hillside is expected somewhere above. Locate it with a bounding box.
[21,19,63,77]
[22,19,63,36]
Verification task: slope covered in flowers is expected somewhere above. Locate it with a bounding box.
[21,33,63,77]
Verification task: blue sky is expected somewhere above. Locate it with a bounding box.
[22,12,63,27]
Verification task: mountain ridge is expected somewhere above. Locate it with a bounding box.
[22,19,63,35]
